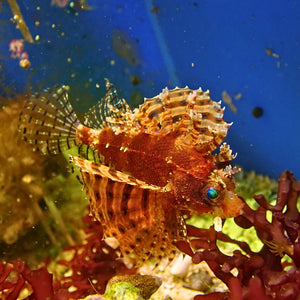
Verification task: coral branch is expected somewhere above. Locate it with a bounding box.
[185,170,300,299]
[55,214,135,298]
[0,260,53,300]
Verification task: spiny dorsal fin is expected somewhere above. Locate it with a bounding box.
[19,85,80,155]
[134,87,231,155]
[83,79,132,129]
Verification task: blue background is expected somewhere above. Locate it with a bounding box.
[0,0,299,179]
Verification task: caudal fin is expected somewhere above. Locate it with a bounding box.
[19,85,80,154]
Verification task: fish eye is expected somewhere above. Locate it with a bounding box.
[206,187,218,200]
[202,185,222,206]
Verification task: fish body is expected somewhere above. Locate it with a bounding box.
[19,80,243,263]
[78,126,213,195]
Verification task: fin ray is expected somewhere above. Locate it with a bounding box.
[73,156,185,262]
[19,85,80,154]
[83,79,132,129]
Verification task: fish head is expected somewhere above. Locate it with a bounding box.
[198,166,244,219]
[173,164,243,219]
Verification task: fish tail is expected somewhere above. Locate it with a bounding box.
[19,85,81,154]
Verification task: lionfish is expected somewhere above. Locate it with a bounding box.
[19,80,244,264]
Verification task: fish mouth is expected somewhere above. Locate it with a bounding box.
[211,190,244,219]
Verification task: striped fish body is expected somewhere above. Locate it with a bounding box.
[77,126,215,191]
[19,80,244,264]
[79,162,185,262]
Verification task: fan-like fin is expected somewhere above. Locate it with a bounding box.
[83,79,132,129]
[74,156,186,263]
[134,87,231,154]
[19,85,80,154]
[77,144,105,165]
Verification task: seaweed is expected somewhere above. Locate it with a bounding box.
[0,97,87,265]
[6,0,34,43]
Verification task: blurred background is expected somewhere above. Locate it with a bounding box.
[0,0,299,179]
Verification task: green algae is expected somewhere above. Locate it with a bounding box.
[103,282,145,300]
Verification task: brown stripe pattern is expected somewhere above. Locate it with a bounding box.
[72,156,184,264]
[134,86,231,155]
[19,85,80,154]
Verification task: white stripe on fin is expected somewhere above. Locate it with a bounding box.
[70,155,169,192]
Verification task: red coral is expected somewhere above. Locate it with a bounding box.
[0,214,134,299]
[178,170,300,300]
[54,214,135,298]
[0,260,53,300]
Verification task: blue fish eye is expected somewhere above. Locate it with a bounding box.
[207,187,218,200]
